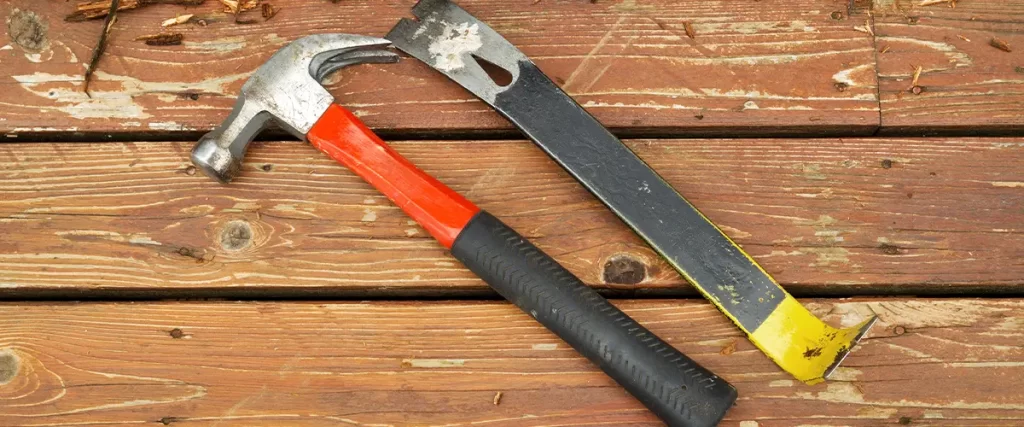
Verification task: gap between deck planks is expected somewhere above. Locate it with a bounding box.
[872,0,1024,134]
[1,0,882,140]
[0,298,1022,426]
[1,137,1020,298]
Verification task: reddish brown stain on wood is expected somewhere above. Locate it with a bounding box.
[0,138,1019,296]
[0,299,1021,425]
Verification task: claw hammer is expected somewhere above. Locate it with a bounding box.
[190,34,737,427]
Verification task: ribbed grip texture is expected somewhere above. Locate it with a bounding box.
[451,211,737,427]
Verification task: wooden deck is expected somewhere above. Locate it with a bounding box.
[1,1,1022,426]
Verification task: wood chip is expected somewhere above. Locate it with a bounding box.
[221,0,258,13]
[492,392,502,406]
[880,45,891,53]
[161,14,193,27]
[683,22,696,39]
[853,19,873,35]
[135,33,184,45]
[221,0,260,24]
[918,0,950,5]
[956,34,970,42]
[219,0,239,13]
[989,37,1012,53]
[261,3,278,20]
[66,0,206,21]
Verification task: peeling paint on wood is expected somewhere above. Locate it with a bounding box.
[0,0,879,137]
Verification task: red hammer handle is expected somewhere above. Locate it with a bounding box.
[306,104,479,248]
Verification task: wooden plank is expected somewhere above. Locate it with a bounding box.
[0,0,879,139]
[1,137,1020,297]
[873,0,1024,133]
[0,298,1021,425]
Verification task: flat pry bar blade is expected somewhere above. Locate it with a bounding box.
[386,0,877,385]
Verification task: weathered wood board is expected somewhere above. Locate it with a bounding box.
[873,0,1024,134]
[0,0,879,139]
[2,138,1020,297]
[0,298,1021,426]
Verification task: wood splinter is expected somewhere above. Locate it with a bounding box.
[136,33,184,45]
[852,19,873,35]
[910,65,923,88]
[82,0,120,97]
[220,0,260,24]
[162,14,194,27]
[261,3,279,21]
[683,22,696,39]
[989,37,1012,53]
[66,0,206,22]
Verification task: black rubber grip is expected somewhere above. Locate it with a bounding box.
[450,211,737,427]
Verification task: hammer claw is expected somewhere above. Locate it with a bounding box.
[314,49,400,83]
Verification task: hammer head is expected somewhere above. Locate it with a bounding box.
[191,34,399,183]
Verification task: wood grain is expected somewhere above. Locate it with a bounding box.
[0,298,1022,426]
[873,0,1024,134]
[0,0,879,139]
[1,138,1021,297]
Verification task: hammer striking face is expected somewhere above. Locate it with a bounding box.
[190,33,737,426]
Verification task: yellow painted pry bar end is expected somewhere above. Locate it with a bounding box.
[748,295,878,384]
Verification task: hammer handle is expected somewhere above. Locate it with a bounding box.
[306,104,736,427]
[451,211,737,426]
[307,105,479,248]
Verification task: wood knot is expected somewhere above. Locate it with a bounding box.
[169,328,185,339]
[834,82,849,92]
[911,85,924,95]
[184,165,197,176]
[829,11,843,20]
[603,254,647,285]
[0,350,20,384]
[899,416,913,425]
[220,220,253,251]
[8,9,48,52]
[261,164,273,172]
[893,325,906,335]
[881,159,893,169]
